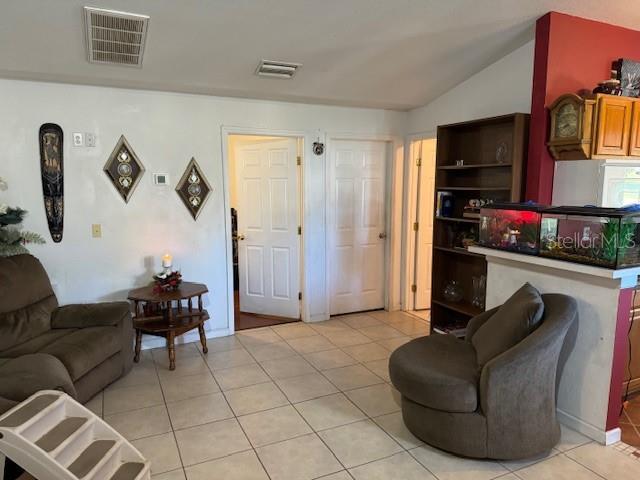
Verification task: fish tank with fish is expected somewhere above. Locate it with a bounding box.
[539,206,640,269]
[479,202,547,255]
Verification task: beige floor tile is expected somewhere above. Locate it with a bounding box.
[310,319,351,333]
[213,363,270,391]
[373,412,423,449]
[83,391,103,417]
[256,433,343,480]
[152,342,201,361]
[359,325,405,341]
[315,472,352,480]
[167,392,233,430]
[349,451,437,480]
[319,419,403,468]
[156,355,211,378]
[132,432,181,475]
[323,330,372,348]
[104,382,164,415]
[237,328,283,347]
[107,362,158,390]
[369,310,417,324]
[105,404,171,441]
[224,381,289,416]
[160,372,219,403]
[184,450,269,480]
[392,319,430,336]
[260,355,316,379]
[364,359,391,381]
[206,335,244,352]
[295,393,366,431]
[342,343,390,362]
[238,405,312,447]
[341,314,383,329]
[322,364,385,391]
[276,372,338,403]
[205,347,256,371]
[565,442,640,479]
[174,418,251,466]
[304,349,359,371]
[345,383,401,417]
[248,341,297,361]
[286,335,335,354]
[516,453,602,479]
[410,444,508,480]
[271,323,317,339]
[556,425,592,452]
[376,336,414,352]
[151,468,186,480]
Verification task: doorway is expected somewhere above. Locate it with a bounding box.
[328,139,391,315]
[228,135,302,330]
[405,138,436,320]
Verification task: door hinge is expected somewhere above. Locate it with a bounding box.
[298,292,302,300]
[297,226,302,235]
[413,222,419,231]
[296,156,301,166]
[416,157,422,167]
[411,284,417,293]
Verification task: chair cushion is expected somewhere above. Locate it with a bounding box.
[472,283,544,366]
[389,334,480,413]
[1,329,77,358]
[40,327,121,381]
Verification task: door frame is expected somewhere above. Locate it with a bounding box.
[325,133,404,316]
[221,126,312,334]
[402,131,436,311]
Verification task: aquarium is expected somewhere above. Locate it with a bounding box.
[479,203,547,254]
[539,206,640,269]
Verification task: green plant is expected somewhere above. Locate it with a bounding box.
[0,177,45,256]
[600,219,620,263]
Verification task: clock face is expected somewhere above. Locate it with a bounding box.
[555,103,579,138]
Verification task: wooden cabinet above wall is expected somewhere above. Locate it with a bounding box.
[548,93,640,160]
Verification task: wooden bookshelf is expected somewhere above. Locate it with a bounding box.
[430,113,529,335]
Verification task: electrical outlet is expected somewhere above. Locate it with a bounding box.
[73,132,84,147]
[91,224,102,238]
[85,133,96,147]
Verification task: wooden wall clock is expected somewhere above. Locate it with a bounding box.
[547,93,595,160]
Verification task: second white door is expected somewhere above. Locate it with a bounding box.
[329,140,388,315]
[235,137,300,319]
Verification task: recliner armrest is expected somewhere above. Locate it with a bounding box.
[465,307,499,343]
[51,302,131,329]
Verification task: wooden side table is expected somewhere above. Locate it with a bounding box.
[127,282,209,370]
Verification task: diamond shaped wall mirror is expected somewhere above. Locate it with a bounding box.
[176,157,211,220]
[104,135,145,203]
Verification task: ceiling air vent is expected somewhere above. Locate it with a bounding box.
[255,60,301,79]
[84,7,150,67]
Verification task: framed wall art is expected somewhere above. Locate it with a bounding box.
[176,157,211,220]
[39,123,64,242]
[104,135,145,203]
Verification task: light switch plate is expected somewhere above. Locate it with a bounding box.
[73,132,84,147]
[91,224,102,238]
[85,132,96,147]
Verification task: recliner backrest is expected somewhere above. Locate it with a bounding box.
[0,254,58,352]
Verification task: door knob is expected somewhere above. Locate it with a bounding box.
[378,232,387,239]
[238,234,246,241]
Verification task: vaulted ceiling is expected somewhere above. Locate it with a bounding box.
[1,0,639,110]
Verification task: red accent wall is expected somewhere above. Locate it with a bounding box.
[526,12,640,203]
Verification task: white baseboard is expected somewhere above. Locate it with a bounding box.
[556,408,607,444]
[605,428,621,445]
[140,327,232,350]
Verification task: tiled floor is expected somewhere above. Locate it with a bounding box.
[82,310,640,480]
[620,393,640,448]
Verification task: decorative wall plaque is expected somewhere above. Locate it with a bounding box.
[104,135,145,203]
[39,123,64,242]
[176,158,211,220]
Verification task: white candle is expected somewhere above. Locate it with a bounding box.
[162,253,173,269]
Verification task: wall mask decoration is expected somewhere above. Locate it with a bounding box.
[39,123,64,242]
[176,157,211,220]
[104,135,145,203]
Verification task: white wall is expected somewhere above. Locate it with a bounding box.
[0,79,405,343]
[407,41,535,135]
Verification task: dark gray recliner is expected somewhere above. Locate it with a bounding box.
[389,290,577,460]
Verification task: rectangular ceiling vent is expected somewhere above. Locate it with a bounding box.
[84,6,149,67]
[255,60,301,79]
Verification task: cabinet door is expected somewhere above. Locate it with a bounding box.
[630,101,640,157]
[594,96,632,157]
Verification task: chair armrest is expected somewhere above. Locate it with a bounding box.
[51,302,131,329]
[0,354,77,403]
[465,306,499,342]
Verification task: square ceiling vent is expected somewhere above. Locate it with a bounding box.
[255,60,301,79]
[84,6,149,67]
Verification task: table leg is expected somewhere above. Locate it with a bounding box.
[168,332,176,371]
[134,329,142,363]
[198,323,208,354]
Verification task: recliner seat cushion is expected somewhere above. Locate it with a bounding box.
[1,329,77,358]
[472,283,544,365]
[389,334,480,413]
[40,327,121,381]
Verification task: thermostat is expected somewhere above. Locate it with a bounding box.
[153,173,170,186]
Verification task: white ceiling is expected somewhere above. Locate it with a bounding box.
[1,0,639,111]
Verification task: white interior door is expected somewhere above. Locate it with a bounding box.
[329,140,388,315]
[414,139,436,310]
[235,138,300,318]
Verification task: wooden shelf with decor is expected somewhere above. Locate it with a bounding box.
[430,113,529,336]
